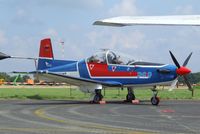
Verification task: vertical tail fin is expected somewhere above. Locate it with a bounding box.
[39,38,54,59]
[37,38,77,71]
[38,38,54,70]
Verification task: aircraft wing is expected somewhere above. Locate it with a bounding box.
[38,72,122,87]
[93,15,200,27]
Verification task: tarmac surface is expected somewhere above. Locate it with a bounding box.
[0,100,199,134]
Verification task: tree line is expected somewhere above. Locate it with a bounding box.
[0,72,30,83]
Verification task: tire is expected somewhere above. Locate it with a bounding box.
[151,97,160,106]
[126,93,135,102]
[93,94,103,103]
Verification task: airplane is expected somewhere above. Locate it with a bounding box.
[0,38,193,105]
[0,15,196,106]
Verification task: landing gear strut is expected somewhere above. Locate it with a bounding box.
[151,87,160,106]
[92,89,103,103]
[126,87,135,102]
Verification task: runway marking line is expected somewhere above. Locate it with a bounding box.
[34,107,154,134]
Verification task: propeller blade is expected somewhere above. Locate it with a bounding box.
[169,78,178,91]
[183,75,193,91]
[183,52,192,67]
[169,51,181,68]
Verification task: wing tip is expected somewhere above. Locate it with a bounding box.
[93,20,125,27]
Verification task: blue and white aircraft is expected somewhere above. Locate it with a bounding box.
[0,38,192,105]
[1,15,197,105]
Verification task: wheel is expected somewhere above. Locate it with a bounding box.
[126,93,135,102]
[93,94,103,103]
[151,97,160,106]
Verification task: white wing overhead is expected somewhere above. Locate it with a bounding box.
[93,15,200,27]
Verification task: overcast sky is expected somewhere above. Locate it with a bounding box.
[0,0,200,72]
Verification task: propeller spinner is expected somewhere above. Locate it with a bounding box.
[169,51,193,91]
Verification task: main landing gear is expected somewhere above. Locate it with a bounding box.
[151,86,160,106]
[92,89,103,103]
[126,87,135,102]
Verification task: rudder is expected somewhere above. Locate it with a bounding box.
[39,38,54,59]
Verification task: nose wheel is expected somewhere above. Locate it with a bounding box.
[151,88,160,106]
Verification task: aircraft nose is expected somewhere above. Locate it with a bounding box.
[176,66,191,75]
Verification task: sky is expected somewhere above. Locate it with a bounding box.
[0,0,200,72]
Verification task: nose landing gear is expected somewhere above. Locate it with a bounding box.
[151,87,160,106]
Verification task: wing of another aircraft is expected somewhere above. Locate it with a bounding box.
[0,52,11,60]
[93,15,200,27]
[38,72,122,87]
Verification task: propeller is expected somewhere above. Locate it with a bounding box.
[169,51,193,92]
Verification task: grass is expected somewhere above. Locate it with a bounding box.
[0,86,199,100]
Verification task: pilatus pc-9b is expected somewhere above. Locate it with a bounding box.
[0,15,196,105]
[0,38,192,105]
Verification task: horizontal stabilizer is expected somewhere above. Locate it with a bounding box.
[0,52,37,60]
[94,15,200,27]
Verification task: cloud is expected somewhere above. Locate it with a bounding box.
[174,5,194,14]
[11,8,43,26]
[2,0,103,10]
[43,28,58,38]
[109,0,140,16]
[36,0,104,9]
[16,9,26,17]
[0,35,40,72]
[8,36,38,57]
[0,31,7,45]
[105,30,145,50]
[86,28,145,55]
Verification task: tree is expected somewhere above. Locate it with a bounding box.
[0,73,31,82]
[0,72,11,81]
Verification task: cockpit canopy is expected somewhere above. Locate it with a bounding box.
[87,50,135,65]
[87,50,164,66]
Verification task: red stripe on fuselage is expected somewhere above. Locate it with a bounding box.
[87,63,137,77]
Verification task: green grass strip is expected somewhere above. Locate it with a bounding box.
[0,86,199,100]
